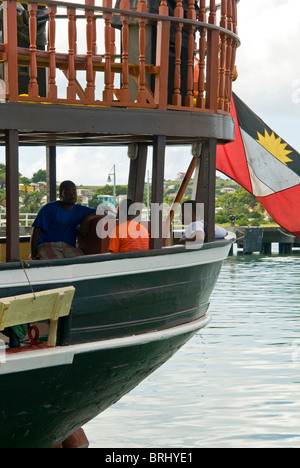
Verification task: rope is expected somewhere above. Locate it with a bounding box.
[19,259,36,302]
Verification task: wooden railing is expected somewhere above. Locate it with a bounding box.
[0,0,240,114]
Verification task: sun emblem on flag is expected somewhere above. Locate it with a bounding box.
[256,129,293,165]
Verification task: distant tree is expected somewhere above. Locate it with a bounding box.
[32,169,46,183]
[216,188,259,223]
[0,188,6,207]
[20,176,32,186]
[20,191,46,213]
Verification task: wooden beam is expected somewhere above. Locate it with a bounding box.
[127,143,148,203]
[5,130,20,262]
[150,135,166,249]
[46,146,57,202]
[203,138,217,243]
[165,155,197,229]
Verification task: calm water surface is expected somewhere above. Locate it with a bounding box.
[84,252,300,448]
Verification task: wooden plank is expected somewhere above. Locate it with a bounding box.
[127,143,148,203]
[5,129,20,262]
[203,138,217,242]
[0,287,75,346]
[150,135,166,249]
[46,146,57,203]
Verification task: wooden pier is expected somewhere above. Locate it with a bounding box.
[230,226,300,255]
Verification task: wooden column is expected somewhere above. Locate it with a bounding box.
[150,135,166,249]
[3,0,18,101]
[46,146,57,202]
[202,138,217,243]
[191,144,204,203]
[5,130,20,262]
[127,143,148,203]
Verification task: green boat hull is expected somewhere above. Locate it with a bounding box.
[0,243,232,447]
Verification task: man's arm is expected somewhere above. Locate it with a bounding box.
[30,226,42,259]
[79,213,104,236]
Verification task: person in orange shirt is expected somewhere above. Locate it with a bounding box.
[109,199,149,253]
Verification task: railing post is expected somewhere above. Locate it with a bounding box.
[205,1,219,111]
[154,0,170,109]
[103,0,114,102]
[85,0,95,102]
[67,7,77,100]
[228,0,238,113]
[185,0,196,108]
[47,5,58,100]
[196,0,206,109]
[137,0,148,103]
[28,3,39,98]
[218,0,227,111]
[172,0,183,107]
[3,0,18,101]
[120,0,130,102]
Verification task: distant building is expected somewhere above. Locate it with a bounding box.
[220,187,236,194]
[77,188,92,205]
[19,184,35,192]
[97,194,114,205]
[177,172,186,181]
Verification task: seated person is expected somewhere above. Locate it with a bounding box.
[109,199,149,253]
[30,180,101,260]
[179,200,227,246]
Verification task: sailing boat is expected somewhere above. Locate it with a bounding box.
[0,0,238,448]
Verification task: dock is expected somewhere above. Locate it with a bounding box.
[229,226,300,255]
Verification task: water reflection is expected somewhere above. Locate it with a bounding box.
[84,254,300,448]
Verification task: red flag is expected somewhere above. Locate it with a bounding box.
[216,94,300,238]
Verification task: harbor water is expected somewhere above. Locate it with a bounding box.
[84,249,300,448]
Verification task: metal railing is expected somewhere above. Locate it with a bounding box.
[0,212,37,227]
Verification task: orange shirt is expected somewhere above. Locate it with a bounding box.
[109,220,149,253]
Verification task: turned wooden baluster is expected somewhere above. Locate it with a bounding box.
[228,0,238,112]
[218,0,227,110]
[185,0,196,107]
[47,5,57,100]
[67,8,77,100]
[172,0,184,106]
[208,0,217,25]
[28,3,39,98]
[137,0,148,103]
[120,0,130,102]
[197,0,206,109]
[103,0,114,102]
[224,0,233,112]
[85,0,95,101]
[205,0,219,111]
[154,0,171,109]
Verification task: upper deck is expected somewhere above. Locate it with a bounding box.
[0,0,240,145]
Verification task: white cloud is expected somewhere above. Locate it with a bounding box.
[234,0,300,151]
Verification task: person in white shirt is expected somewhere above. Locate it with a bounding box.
[179,200,227,247]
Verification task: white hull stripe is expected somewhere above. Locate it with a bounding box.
[0,245,231,289]
[0,313,211,376]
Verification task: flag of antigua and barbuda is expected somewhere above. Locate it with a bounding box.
[217,93,300,238]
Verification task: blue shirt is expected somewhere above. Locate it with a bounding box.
[33,201,96,247]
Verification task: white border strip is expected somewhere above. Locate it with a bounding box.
[0,313,211,375]
[0,244,231,289]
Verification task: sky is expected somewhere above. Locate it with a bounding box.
[2,0,300,186]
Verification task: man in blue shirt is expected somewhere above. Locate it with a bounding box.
[30,180,99,259]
